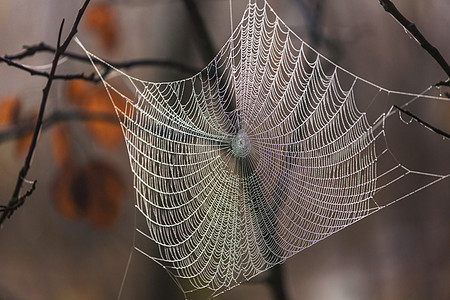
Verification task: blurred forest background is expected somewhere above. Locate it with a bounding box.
[0,0,449,299]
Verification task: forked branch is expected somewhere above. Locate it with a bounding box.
[394,105,450,139]
[379,0,450,142]
[379,0,450,86]
[0,0,91,226]
[2,42,198,82]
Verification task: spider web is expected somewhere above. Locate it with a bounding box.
[75,0,449,298]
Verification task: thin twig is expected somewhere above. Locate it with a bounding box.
[1,42,198,82]
[435,79,450,88]
[0,0,91,226]
[394,105,450,139]
[0,56,96,81]
[379,0,450,82]
[0,181,36,213]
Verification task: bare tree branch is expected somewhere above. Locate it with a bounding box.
[379,0,450,83]
[378,0,450,141]
[0,0,214,226]
[435,79,450,88]
[267,264,289,300]
[0,0,91,226]
[0,181,36,214]
[1,42,199,83]
[394,105,450,139]
[0,55,97,81]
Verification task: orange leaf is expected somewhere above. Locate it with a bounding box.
[52,160,124,228]
[0,96,21,126]
[67,79,89,105]
[51,126,72,166]
[83,160,124,228]
[85,89,113,112]
[15,112,37,155]
[84,3,118,50]
[88,120,123,148]
[84,88,123,148]
[15,131,33,154]
[52,164,84,219]
[66,79,124,148]
[85,89,123,148]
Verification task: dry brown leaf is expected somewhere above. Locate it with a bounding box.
[84,3,118,50]
[85,89,123,148]
[15,112,37,155]
[52,164,84,219]
[83,160,124,228]
[67,79,89,107]
[0,96,21,126]
[15,131,33,154]
[52,160,124,228]
[86,89,112,112]
[51,126,72,166]
[88,120,123,148]
[66,80,123,148]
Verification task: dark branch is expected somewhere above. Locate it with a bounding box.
[182,0,216,64]
[435,79,450,88]
[0,0,91,226]
[5,42,54,60]
[0,56,96,81]
[0,181,36,215]
[394,105,450,139]
[267,264,289,300]
[2,42,198,82]
[379,0,450,82]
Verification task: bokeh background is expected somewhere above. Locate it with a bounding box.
[0,0,449,299]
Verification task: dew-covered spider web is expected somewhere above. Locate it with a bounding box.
[75,0,449,298]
